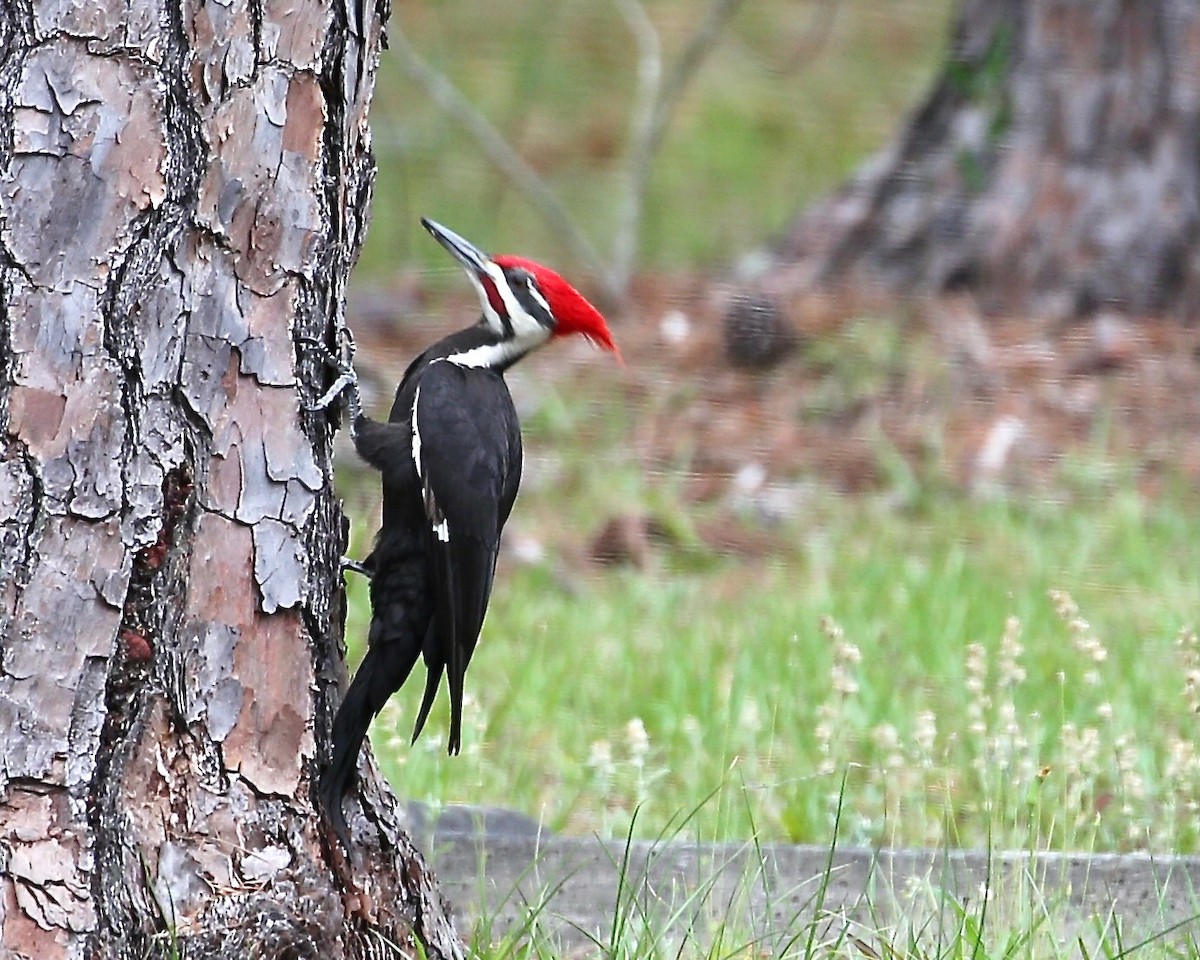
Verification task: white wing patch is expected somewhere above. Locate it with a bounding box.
[424,484,450,543]
[412,383,451,542]
[410,385,424,477]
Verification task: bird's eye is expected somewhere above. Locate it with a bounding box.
[516,271,542,297]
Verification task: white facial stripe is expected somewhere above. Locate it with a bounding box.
[468,272,505,334]
[527,281,552,317]
[433,518,449,542]
[484,262,547,340]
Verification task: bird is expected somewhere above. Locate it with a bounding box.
[312,217,620,848]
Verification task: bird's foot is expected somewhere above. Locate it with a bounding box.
[302,329,363,423]
[340,556,373,579]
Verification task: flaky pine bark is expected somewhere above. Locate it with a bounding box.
[752,0,1200,320]
[0,2,462,958]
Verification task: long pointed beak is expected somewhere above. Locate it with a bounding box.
[421,217,493,278]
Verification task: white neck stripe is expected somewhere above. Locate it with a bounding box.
[439,329,549,369]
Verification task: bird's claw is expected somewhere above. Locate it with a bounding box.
[332,327,357,372]
[340,556,373,579]
[301,328,356,371]
[303,329,362,420]
[307,372,358,413]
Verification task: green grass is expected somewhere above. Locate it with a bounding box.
[457,809,1200,960]
[343,450,1200,854]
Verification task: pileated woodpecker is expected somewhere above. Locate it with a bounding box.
[314,217,620,846]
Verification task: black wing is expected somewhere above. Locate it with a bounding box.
[410,360,521,753]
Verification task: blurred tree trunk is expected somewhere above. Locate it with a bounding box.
[0,2,462,958]
[753,0,1200,321]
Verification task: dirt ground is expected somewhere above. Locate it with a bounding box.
[619,279,1200,500]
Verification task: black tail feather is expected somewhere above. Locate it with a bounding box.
[320,675,373,851]
[447,670,463,757]
[411,654,444,747]
[320,641,420,850]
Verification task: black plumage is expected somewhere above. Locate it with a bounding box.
[317,218,618,849]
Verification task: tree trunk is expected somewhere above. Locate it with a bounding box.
[751,0,1200,321]
[0,2,463,958]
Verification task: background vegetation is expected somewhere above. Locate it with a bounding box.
[342,0,1200,865]
[358,0,955,284]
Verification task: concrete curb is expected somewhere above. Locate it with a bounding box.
[406,804,1200,952]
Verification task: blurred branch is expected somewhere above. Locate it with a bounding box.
[391,1,748,307]
[611,0,662,298]
[727,0,839,77]
[612,0,750,295]
[389,24,620,305]
[778,0,839,76]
